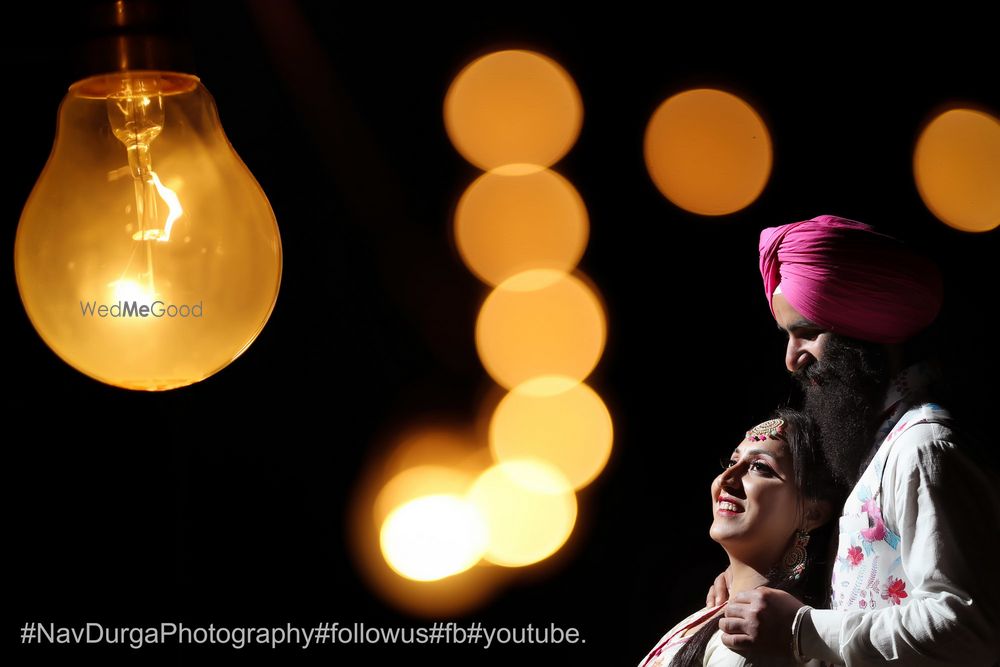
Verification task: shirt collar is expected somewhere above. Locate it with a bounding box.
[878,359,938,418]
[867,361,924,453]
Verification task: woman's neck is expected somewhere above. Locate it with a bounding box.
[726,557,770,596]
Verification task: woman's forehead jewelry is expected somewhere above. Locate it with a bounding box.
[745,418,785,442]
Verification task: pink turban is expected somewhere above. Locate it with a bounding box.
[759,214,943,344]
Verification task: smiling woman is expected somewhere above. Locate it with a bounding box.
[636,408,846,667]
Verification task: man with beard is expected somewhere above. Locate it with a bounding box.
[778,315,896,491]
[711,215,1000,665]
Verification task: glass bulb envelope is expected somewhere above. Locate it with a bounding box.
[16,72,282,390]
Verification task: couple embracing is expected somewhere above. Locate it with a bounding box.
[638,215,1000,666]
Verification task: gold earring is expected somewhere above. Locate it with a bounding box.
[781,529,809,580]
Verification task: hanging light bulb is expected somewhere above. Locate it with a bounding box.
[15,3,281,391]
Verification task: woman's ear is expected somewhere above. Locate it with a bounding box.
[802,498,835,532]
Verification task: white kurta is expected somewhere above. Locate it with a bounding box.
[799,362,1000,665]
[637,604,753,667]
[639,609,815,667]
[640,599,832,666]
[637,604,733,667]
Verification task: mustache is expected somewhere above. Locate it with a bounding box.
[792,359,836,386]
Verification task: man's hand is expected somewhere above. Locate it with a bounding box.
[705,567,733,607]
[719,587,804,658]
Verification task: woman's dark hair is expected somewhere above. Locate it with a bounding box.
[668,407,846,667]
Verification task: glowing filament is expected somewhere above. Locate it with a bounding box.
[107,278,156,303]
[131,172,183,241]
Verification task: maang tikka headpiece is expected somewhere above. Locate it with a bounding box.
[745,418,785,442]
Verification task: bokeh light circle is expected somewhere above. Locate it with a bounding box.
[445,49,583,170]
[467,460,577,567]
[380,494,488,582]
[914,107,1000,232]
[455,168,589,286]
[491,377,613,490]
[644,88,772,215]
[476,269,606,390]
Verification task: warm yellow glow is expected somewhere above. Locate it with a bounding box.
[454,168,589,286]
[914,108,1000,233]
[131,171,183,241]
[350,497,503,618]
[467,460,577,567]
[374,465,475,528]
[444,49,582,171]
[491,377,613,490]
[644,88,772,215]
[476,269,606,390]
[379,494,489,582]
[108,278,154,304]
[489,163,550,176]
[381,427,491,488]
[15,72,281,390]
[348,428,504,616]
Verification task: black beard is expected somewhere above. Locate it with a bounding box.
[793,335,891,486]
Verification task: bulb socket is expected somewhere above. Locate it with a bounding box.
[78,0,196,78]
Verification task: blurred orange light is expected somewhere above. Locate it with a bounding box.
[644,88,772,216]
[914,108,1000,232]
[379,494,488,581]
[348,428,502,616]
[444,50,583,171]
[491,377,613,490]
[374,465,474,527]
[476,269,606,390]
[467,460,577,567]
[454,168,589,286]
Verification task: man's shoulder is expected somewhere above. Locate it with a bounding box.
[880,402,965,476]
[882,403,997,485]
[890,401,956,446]
[879,402,1000,535]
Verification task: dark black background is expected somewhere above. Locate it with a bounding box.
[6,3,998,665]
